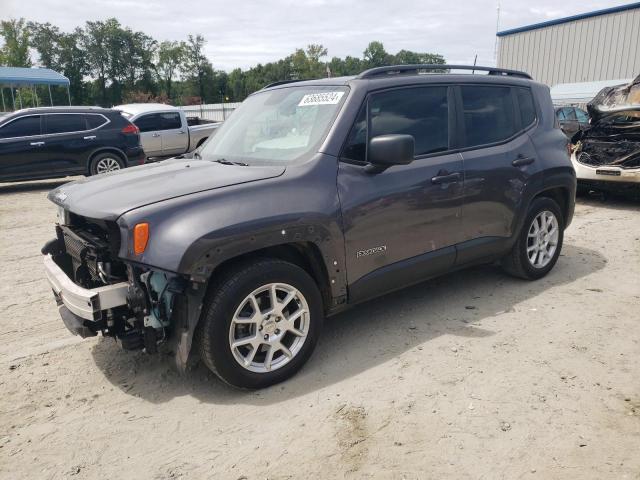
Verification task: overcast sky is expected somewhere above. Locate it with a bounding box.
[4,0,633,71]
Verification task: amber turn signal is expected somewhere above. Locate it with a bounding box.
[133,223,149,255]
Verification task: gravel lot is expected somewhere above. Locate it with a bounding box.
[1,179,639,480]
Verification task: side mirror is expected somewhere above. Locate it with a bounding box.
[366,134,415,172]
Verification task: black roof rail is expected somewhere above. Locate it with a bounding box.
[356,64,533,80]
[262,79,305,89]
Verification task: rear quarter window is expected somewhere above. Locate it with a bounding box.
[86,114,108,129]
[516,88,536,127]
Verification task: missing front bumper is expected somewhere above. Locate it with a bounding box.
[43,254,129,321]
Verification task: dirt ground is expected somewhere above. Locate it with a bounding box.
[1,179,639,480]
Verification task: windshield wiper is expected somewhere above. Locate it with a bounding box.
[213,158,248,166]
[193,151,202,160]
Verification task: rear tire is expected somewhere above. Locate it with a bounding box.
[198,259,323,389]
[502,197,564,280]
[89,152,124,175]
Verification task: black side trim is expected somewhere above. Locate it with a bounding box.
[455,236,511,266]
[348,246,455,304]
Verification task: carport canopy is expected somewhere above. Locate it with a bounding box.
[0,66,71,111]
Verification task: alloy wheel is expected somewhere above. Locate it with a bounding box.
[95,157,121,174]
[228,283,310,373]
[526,210,559,268]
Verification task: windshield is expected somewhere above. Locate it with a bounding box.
[199,85,348,165]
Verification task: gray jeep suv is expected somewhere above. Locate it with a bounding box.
[43,65,575,389]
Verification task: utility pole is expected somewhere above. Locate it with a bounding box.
[494,0,502,64]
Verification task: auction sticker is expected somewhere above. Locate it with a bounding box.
[298,91,345,106]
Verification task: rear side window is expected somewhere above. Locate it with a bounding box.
[135,113,162,132]
[0,115,41,138]
[160,112,182,130]
[45,114,87,134]
[86,114,108,129]
[369,86,449,156]
[461,86,516,147]
[516,88,536,127]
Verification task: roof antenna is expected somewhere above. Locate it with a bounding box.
[472,54,477,74]
[494,0,501,64]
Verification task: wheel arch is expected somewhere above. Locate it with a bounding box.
[531,186,572,227]
[87,147,127,174]
[203,242,334,313]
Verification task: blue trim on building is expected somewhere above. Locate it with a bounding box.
[497,2,640,37]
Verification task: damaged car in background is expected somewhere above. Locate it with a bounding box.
[572,74,640,193]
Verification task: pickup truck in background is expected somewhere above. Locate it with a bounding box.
[114,103,220,159]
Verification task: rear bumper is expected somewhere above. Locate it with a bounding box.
[43,254,129,321]
[124,146,146,166]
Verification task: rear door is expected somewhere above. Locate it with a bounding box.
[338,85,464,302]
[457,84,541,263]
[159,112,189,155]
[43,114,96,174]
[0,115,48,180]
[134,113,163,156]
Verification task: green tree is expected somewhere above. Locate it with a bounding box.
[363,41,389,68]
[0,18,31,67]
[83,19,113,105]
[183,34,210,102]
[157,40,186,100]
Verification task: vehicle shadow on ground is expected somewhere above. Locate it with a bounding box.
[90,242,606,404]
[0,179,73,194]
[576,191,640,210]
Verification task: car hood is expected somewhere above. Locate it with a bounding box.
[49,158,285,221]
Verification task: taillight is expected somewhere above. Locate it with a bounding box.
[122,123,139,135]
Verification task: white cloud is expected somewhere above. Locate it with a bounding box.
[3,0,631,71]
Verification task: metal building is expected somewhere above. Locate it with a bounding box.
[497,2,640,86]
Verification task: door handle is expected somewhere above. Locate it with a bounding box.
[431,172,462,185]
[512,156,535,167]
[178,130,186,134]
[152,133,160,137]
[83,135,96,140]
[30,141,45,146]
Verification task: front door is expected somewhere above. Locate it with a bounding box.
[134,113,163,157]
[0,114,49,181]
[457,84,542,263]
[338,86,464,303]
[159,112,189,155]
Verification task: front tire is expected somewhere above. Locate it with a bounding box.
[502,197,564,280]
[89,152,124,175]
[198,259,323,389]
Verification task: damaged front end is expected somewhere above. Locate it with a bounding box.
[573,75,640,170]
[42,216,190,361]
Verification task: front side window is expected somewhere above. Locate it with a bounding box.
[369,86,449,156]
[160,112,182,130]
[135,114,162,133]
[342,105,367,162]
[575,108,589,123]
[461,86,516,147]
[199,86,348,165]
[0,115,41,139]
[45,114,87,134]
